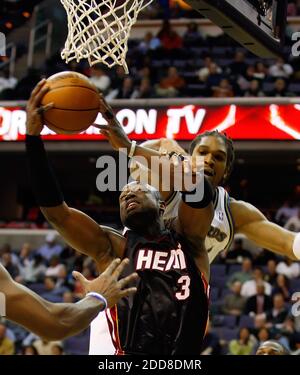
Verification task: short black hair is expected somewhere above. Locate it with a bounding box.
[189,131,235,184]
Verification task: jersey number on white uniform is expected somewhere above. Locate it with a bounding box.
[176,275,191,300]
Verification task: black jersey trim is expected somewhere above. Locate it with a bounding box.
[223,190,235,252]
[213,188,219,210]
[165,191,178,206]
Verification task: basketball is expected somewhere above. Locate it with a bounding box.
[41,71,100,134]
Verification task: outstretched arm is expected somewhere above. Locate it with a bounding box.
[1,259,137,341]
[231,199,298,260]
[25,80,126,266]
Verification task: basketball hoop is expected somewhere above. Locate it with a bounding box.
[60,0,153,74]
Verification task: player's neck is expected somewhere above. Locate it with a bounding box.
[137,219,165,238]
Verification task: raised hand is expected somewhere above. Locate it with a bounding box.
[73,258,138,308]
[94,94,131,151]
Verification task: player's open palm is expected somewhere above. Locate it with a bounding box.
[73,258,138,308]
[26,79,53,136]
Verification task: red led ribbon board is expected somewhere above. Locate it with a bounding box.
[0,104,300,141]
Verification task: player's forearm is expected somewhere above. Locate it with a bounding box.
[239,221,297,260]
[8,293,104,341]
[47,297,105,340]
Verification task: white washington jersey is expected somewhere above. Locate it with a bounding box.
[88,186,234,355]
[164,186,234,263]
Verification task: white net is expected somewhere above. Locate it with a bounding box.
[60,0,153,73]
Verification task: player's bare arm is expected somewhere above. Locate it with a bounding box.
[230,199,297,260]
[0,259,137,340]
[25,80,126,267]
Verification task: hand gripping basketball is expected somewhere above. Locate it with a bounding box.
[26,79,54,136]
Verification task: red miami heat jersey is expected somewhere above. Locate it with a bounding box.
[107,229,209,355]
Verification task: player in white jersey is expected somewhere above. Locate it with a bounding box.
[164,187,234,264]
[134,132,299,262]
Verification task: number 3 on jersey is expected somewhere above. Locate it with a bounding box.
[176,275,191,300]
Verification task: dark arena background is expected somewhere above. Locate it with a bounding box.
[0,0,300,360]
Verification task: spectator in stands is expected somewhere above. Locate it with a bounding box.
[227,258,253,287]
[0,243,20,266]
[265,293,289,329]
[45,255,65,278]
[272,274,291,302]
[22,345,39,355]
[228,327,255,355]
[136,65,156,84]
[115,77,135,99]
[37,233,63,262]
[280,316,295,343]
[155,66,186,97]
[270,78,293,97]
[284,207,300,232]
[1,252,20,279]
[244,282,273,316]
[200,322,222,355]
[157,19,183,52]
[282,317,300,354]
[183,22,203,47]
[254,314,267,331]
[16,243,35,283]
[197,57,222,83]
[255,327,271,352]
[241,267,272,298]
[110,65,126,91]
[276,257,300,279]
[227,51,248,78]
[226,238,253,263]
[132,77,155,99]
[275,200,298,226]
[0,323,15,355]
[41,276,67,302]
[269,57,294,79]
[138,32,161,54]
[244,79,265,97]
[212,78,234,98]
[21,254,47,283]
[55,264,73,290]
[88,65,111,95]
[253,62,268,81]
[19,243,33,264]
[206,63,223,93]
[264,259,278,286]
[222,281,246,316]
